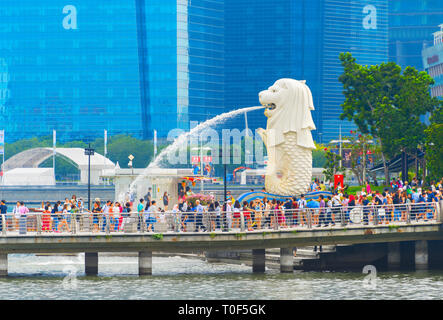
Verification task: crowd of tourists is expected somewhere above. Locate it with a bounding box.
[0,177,441,234]
[135,177,443,233]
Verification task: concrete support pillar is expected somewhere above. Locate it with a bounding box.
[85,252,98,276]
[438,200,443,222]
[415,240,429,271]
[387,242,401,270]
[280,248,294,273]
[139,251,152,276]
[252,249,265,273]
[0,254,7,277]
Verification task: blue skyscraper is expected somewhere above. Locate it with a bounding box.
[0,0,224,142]
[389,0,443,71]
[0,0,438,145]
[0,1,143,141]
[422,24,443,98]
[224,0,388,144]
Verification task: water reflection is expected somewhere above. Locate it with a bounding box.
[1,254,443,300]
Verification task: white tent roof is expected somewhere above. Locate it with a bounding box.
[2,168,55,186]
[44,148,115,167]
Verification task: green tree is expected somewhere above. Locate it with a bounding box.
[322,147,345,184]
[339,52,440,184]
[343,131,381,185]
[105,135,154,168]
[424,105,443,180]
[312,142,327,168]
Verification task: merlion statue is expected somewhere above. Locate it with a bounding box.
[257,78,316,196]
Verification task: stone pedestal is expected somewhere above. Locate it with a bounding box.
[252,249,265,273]
[415,240,428,271]
[280,248,294,273]
[139,251,152,275]
[387,242,401,270]
[0,254,7,277]
[85,252,98,276]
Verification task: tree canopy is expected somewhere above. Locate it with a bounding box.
[338,52,440,183]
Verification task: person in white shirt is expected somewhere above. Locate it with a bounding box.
[148,201,158,213]
[326,196,333,226]
[12,201,21,230]
[297,195,307,226]
[331,194,341,224]
[225,201,232,230]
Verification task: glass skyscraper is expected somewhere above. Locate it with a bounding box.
[422,24,443,98]
[0,0,437,144]
[389,0,443,71]
[0,0,224,142]
[225,0,388,144]
[0,1,143,141]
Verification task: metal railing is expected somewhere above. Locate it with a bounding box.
[0,202,440,236]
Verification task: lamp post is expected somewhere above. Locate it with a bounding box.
[84,144,95,211]
[128,154,134,176]
[219,146,228,232]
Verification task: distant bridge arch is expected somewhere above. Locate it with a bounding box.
[3,148,115,184]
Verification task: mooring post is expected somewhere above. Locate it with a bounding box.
[139,251,152,275]
[252,249,266,273]
[85,252,98,276]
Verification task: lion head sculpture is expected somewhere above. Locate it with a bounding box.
[259,78,316,149]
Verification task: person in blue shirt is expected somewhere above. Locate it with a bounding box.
[0,200,6,232]
[307,199,320,229]
[362,195,370,225]
[426,190,437,220]
[416,192,427,220]
[195,200,205,232]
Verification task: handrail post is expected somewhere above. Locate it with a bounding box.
[106,214,110,234]
[307,209,312,229]
[140,213,145,233]
[372,205,375,225]
[36,213,42,235]
[273,211,279,231]
[438,200,443,223]
[407,204,411,224]
[240,212,245,232]
[1,214,5,236]
[73,213,78,234]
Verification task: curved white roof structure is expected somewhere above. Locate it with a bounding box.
[3,148,115,185]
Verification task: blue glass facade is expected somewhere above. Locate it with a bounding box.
[422,25,443,98]
[0,1,142,141]
[320,0,388,143]
[389,0,443,71]
[0,0,438,144]
[0,0,224,142]
[224,0,388,144]
[224,1,322,137]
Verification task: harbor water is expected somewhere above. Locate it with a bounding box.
[1,254,443,300]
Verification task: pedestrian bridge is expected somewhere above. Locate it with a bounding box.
[0,201,441,276]
[3,148,115,184]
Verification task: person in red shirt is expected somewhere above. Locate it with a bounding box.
[242,201,253,231]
